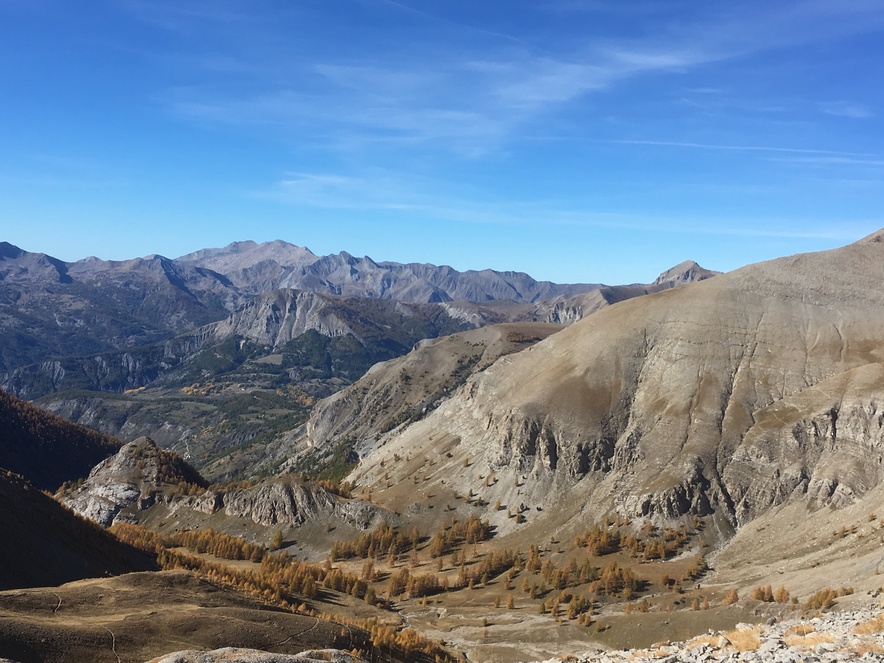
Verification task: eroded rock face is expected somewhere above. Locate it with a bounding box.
[62,440,383,532]
[221,479,379,530]
[61,436,205,527]
[352,230,884,528]
[304,323,565,458]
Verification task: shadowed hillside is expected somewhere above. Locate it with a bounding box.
[0,470,156,590]
[0,388,120,491]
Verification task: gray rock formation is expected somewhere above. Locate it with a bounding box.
[653,259,720,286]
[62,437,382,532]
[61,436,206,527]
[532,608,884,663]
[220,478,380,530]
[148,648,367,663]
[196,289,473,352]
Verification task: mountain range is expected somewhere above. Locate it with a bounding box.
[0,239,715,482]
[0,238,598,375]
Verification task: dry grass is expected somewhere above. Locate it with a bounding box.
[784,624,815,637]
[722,626,762,652]
[686,633,727,649]
[853,612,884,634]
[851,642,884,656]
[783,631,835,648]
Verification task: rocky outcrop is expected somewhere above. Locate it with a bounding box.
[722,362,884,523]
[653,259,720,286]
[62,439,382,531]
[149,648,368,663]
[220,478,380,530]
[204,290,358,349]
[61,436,206,527]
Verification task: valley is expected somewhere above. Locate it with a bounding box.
[1,236,883,662]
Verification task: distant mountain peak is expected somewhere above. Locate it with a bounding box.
[0,241,24,259]
[653,260,719,286]
[177,239,319,273]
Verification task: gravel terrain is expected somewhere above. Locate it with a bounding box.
[535,609,884,663]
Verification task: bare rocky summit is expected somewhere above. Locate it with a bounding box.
[653,260,720,286]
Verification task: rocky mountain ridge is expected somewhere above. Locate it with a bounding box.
[0,239,599,376]
[0,238,715,375]
[177,239,602,303]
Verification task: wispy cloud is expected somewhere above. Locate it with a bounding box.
[255,167,881,245]
[260,171,428,210]
[136,0,884,162]
[599,139,876,158]
[818,101,873,118]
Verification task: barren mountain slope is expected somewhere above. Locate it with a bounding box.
[304,322,565,460]
[351,230,884,538]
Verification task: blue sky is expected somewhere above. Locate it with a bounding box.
[1,0,883,283]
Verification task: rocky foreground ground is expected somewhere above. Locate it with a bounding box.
[2,611,882,663]
[147,649,366,663]
[537,609,884,663]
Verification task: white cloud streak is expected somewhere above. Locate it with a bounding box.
[256,168,882,247]
[144,1,884,156]
[601,139,877,158]
[818,101,873,119]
